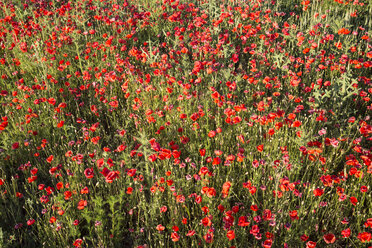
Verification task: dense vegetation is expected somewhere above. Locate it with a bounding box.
[0,0,371,247]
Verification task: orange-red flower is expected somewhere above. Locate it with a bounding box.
[46,155,54,163]
[313,188,324,196]
[171,232,179,242]
[221,181,231,198]
[226,230,235,240]
[77,199,87,210]
[257,144,264,152]
[156,224,165,231]
[357,232,371,242]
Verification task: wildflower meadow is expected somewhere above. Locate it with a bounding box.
[0,0,371,247]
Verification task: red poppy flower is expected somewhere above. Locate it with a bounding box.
[250,225,260,236]
[306,241,316,248]
[49,216,56,224]
[349,196,358,205]
[80,187,89,194]
[27,219,35,226]
[46,155,54,163]
[171,232,179,242]
[206,188,216,198]
[365,218,372,228]
[156,224,165,231]
[263,239,273,248]
[212,157,221,165]
[77,199,87,210]
[208,130,216,138]
[12,142,19,150]
[289,210,299,221]
[221,181,231,198]
[357,232,371,242]
[204,232,213,243]
[226,230,235,240]
[218,205,225,213]
[257,144,264,152]
[64,191,72,200]
[238,216,250,227]
[160,206,167,213]
[323,233,336,244]
[73,239,83,247]
[301,234,309,241]
[202,217,212,227]
[127,169,136,177]
[341,228,351,238]
[56,182,63,190]
[105,171,120,183]
[84,168,94,179]
[199,167,209,176]
[57,120,64,128]
[313,188,324,196]
[126,187,133,194]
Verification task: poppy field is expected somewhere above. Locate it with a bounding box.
[0,0,371,247]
